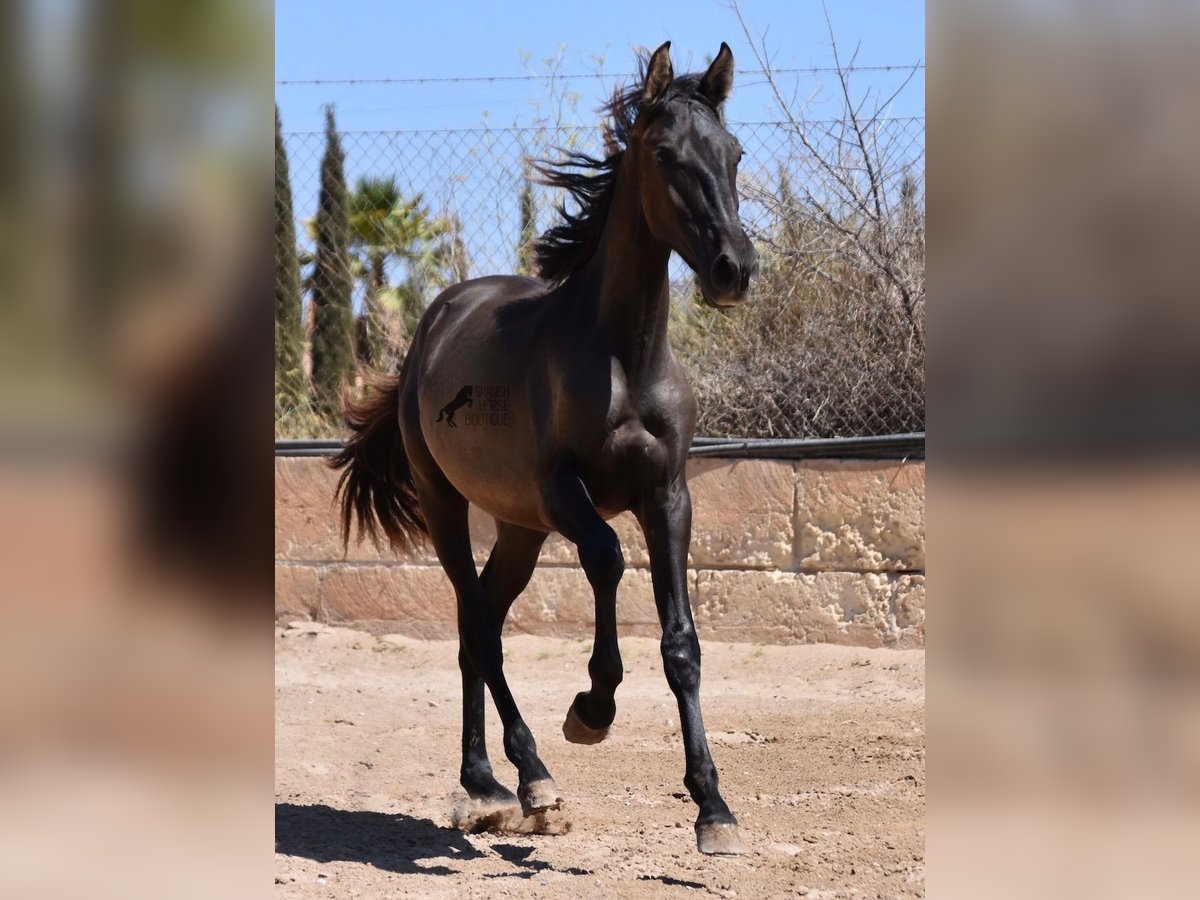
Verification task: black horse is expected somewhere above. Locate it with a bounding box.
[333,42,758,855]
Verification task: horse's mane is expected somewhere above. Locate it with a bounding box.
[532,54,723,284]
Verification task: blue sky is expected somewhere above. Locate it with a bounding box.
[275,0,924,302]
[275,0,924,133]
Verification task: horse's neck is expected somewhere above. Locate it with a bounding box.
[582,164,674,381]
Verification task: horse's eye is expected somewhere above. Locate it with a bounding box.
[654,146,676,166]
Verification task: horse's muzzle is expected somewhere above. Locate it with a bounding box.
[702,242,758,308]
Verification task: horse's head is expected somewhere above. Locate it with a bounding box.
[632,42,758,308]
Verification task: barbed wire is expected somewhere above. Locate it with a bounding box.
[275,64,924,87]
[280,115,924,137]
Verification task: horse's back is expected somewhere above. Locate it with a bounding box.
[411,273,552,410]
[421,275,548,337]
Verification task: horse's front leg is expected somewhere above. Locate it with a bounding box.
[538,461,625,744]
[638,482,745,855]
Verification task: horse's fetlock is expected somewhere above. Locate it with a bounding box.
[461,759,493,787]
[684,763,718,799]
[588,650,624,689]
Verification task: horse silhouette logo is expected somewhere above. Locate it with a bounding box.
[436,385,473,427]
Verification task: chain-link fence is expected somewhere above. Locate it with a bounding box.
[277,115,924,439]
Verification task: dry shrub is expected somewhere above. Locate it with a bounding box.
[674,237,925,439]
[673,0,926,439]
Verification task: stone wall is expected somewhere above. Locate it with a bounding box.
[275,457,924,647]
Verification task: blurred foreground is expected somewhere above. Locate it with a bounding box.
[932,468,1200,898]
[931,3,1200,898]
[1,0,1199,897]
[0,1,271,898]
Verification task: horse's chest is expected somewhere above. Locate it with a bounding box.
[575,419,668,513]
[557,359,685,505]
[610,419,666,467]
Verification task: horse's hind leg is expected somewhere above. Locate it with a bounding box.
[415,470,560,816]
[459,522,547,808]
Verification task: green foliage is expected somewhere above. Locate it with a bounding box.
[344,176,455,369]
[516,170,537,276]
[308,106,354,419]
[274,105,305,412]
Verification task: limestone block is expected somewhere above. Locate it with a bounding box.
[465,506,498,564]
[794,460,925,572]
[505,566,662,637]
[274,457,492,565]
[694,569,924,647]
[687,459,795,568]
[274,457,348,562]
[319,565,457,638]
[274,563,321,621]
[878,572,925,648]
[275,454,926,648]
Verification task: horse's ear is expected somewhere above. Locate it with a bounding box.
[643,41,673,106]
[700,42,734,105]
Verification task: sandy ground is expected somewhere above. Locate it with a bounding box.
[275,622,925,898]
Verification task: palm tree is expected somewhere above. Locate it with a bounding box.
[345,177,452,366]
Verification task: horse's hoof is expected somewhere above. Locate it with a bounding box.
[562,705,610,745]
[696,822,746,855]
[517,778,563,817]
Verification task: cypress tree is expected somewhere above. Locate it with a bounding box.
[274,105,305,410]
[309,105,354,419]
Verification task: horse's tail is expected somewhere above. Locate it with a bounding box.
[436,407,445,422]
[329,367,427,553]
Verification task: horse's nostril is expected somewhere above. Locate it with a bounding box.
[712,253,738,290]
[741,259,757,291]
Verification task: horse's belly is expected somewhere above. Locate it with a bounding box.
[437,448,547,531]
[420,377,547,530]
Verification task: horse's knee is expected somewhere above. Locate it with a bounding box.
[661,627,701,693]
[579,529,624,593]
